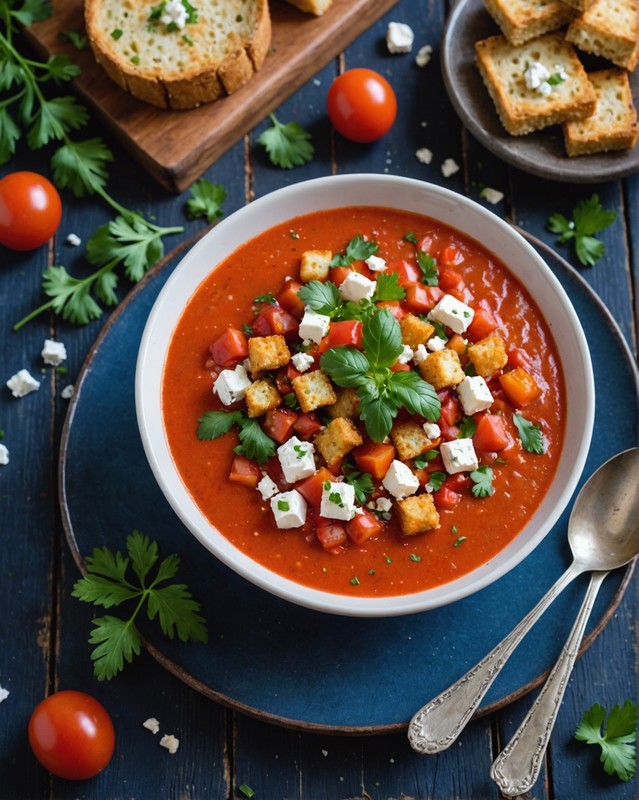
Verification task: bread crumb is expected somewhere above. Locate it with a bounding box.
[480,187,504,204]
[142,717,160,734]
[415,148,433,164]
[441,158,460,177]
[159,733,180,754]
[415,44,433,66]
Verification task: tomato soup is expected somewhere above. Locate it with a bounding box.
[162,207,565,597]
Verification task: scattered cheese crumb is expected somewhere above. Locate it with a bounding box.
[41,339,67,366]
[415,148,433,165]
[415,44,433,67]
[386,21,414,53]
[321,749,328,757]
[142,717,160,734]
[0,444,9,466]
[441,158,460,178]
[61,384,74,400]
[159,733,180,754]
[6,369,40,398]
[0,686,8,703]
[480,187,505,205]
[66,233,81,246]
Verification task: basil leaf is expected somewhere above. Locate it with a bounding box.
[358,387,400,442]
[297,280,342,316]
[387,371,441,422]
[320,347,371,388]
[362,309,402,369]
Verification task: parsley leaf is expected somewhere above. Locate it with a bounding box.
[470,465,494,497]
[575,701,637,782]
[417,251,439,286]
[547,194,617,266]
[513,413,545,454]
[185,179,227,222]
[458,416,477,439]
[197,410,275,464]
[197,410,243,440]
[72,531,208,680]
[343,469,375,504]
[426,471,446,492]
[58,30,88,49]
[10,0,52,26]
[330,234,378,267]
[258,113,314,169]
[373,272,405,301]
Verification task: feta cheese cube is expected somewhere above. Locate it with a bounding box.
[213,364,251,406]
[320,480,357,521]
[457,375,493,416]
[0,685,9,703]
[423,422,441,440]
[0,443,9,465]
[429,294,475,334]
[415,147,433,164]
[142,717,160,734]
[427,336,447,352]
[299,308,330,344]
[277,436,316,483]
[382,460,420,499]
[66,233,81,246]
[441,158,460,178]
[6,369,40,398]
[365,254,387,272]
[480,187,504,205]
[271,490,308,529]
[291,352,314,373]
[415,44,433,67]
[375,496,392,513]
[386,21,414,53]
[413,344,428,363]
[257,474,279,501]
[440,438,479,474]
[338,272,376,303]
[41,339,67,366]
[524,61,550,90]
[60,384,74,400]
[159,733,180,754]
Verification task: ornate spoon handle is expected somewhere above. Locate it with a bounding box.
[408,562,582,754]
[490,570,609,797]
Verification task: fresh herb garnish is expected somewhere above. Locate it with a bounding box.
[513,413,545,454]
[185,179,227,223]
[197,410,276,464]
[470,465,494,497]
[350,576,360,586]
[277,499,290,511]
[458,417,477,439]
[282,392,300,410]
[59,30,88,49]
[547,72,566,86]
[403,231,418,245]
[238,785,256,799]
[409,553,422,562]
[111,28,123,40]
[453,536,467,547]
[547,194,617,266]
[258,113,314,169]
[414,450,438,469]
[343,469,375,504]
[293,444,307,459]
[426,471,446,492]
[373,272,405,301]
[298,275,404,324]
[328,491,344,508]
[575,701,637,782]
[417,251,439,286]
[72,531,207,680]
[253,292,277,306]
[330,234,378,267]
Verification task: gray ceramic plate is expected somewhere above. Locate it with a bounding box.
[441,0,639,183]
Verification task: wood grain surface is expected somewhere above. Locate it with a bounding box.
[24,0,400,192]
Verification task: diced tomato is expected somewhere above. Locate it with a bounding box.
[440,245,464,266]
[209,327,248,368]
[499,367,542,407]
[404,283,444,315]
[439,419,460,441]
[446,473,471,492]
[419,230,446,257]
[390,361,411,372]
[294,412,324,441]
[438,266,463,291]
[474,414,510,452]
[376,300,406,321]
[352,442,396,480]
[327,457,344,476]
[440,395,462,426]
[274,363,302,395]
[315,517,348,552]
[277,279,305,320]
[297,467,334,506]
[386,259,421,286]
[229,456,261,489]
[327,320,364,350]
[347,509,384,545]
[330,266,352,286]
[263,408,299,443]
[252,306,299,339]
[466,303,499,342]
[446,333,468,356]
[507,347,532,371]
[433,485,461,509]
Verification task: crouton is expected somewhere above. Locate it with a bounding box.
[327,387,360,419]
[482,0,576,46]
[245,379,281,418]
[248,335,291,374]
[400,313,436,349]
[418,349,465,390]
[467,334,508,378]
[314,417,363,467]
[292,369,337,413]
[566,0,638,71]
[300,249,332,282]
[390,421,432,461]
[395,493,440,536]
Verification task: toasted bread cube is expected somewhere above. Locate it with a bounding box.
[566,0,638,71]
[483,0,576,46]
[396,494,440,536]
[400,313,436,349]
[327,387,360,420]
[314,417,363,467]
[418,349,465,390]
[245,379,281,418]
[300,249,332,282]
[248,335,291,374]
[292,369,337,413]
[467,334,508,378]
[390,421,432,461]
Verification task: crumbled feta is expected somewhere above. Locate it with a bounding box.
[277,436,316,483]
[61,384,74,400]
[441,158,460,178]
[213,364,251,406]
[382,460,420,499]
[271,490,308,529]
[320,480,357,521]
[457,375,493,416]
[426,336,447,352]
[6,369,40,398]
[423,422,441,440]
[386,21,414,53]
[365,254,387,272]
[374,496,392,513]
[440,438,479,474]
[429,294,475,334]
[160,0,188,29]
[299,308,330,343]
[142,717,160,734]
[257,473,279,501]
[415,44,433,67]
[338,272,376,303]
[523,61,549,90]
[159,733,180,754]
[398,344,414,364]
[481,187,504,205]
[41,338,67,366]
[0,444,9,465]
[0,685,9,703]
[415,148,433,164]
[66,233,81,246]
[291,352,314,373]
[412,343,428,363]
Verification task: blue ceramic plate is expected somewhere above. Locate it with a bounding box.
[59,233,637,733]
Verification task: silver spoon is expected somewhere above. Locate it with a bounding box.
[408,448,639,760]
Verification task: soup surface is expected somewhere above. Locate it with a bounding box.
[162,207,565,597]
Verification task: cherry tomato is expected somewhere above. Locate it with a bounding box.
[28,690,115,780]
[0,171,62,251]
[327,68,397,142]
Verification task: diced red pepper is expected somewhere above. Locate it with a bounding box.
[347,509,384,545]
[499,367,542,407]
[404,283,444,315]
[352,442,396,480]
[466,303,499,342]
[440,395,463,426]
[277,279,305,320]
[446,473,471,492]
[275,363,302,395]
[473,414,510,452]
[438,266,463,291]
[419,231,446,257]
[252,306,299,339]
[293,412,324,441]
[229,456,261,489]
[330,266,352,286]
[209,327,249,368]
[376,300,406,321]
[327,319,364,350]
[507,347,533,371]
[386,259,422,286]
[315,517,348,552]
[439,419,460,442]
[440,245,465,266]
[390,361,411,372]
[263,408,299,444]
[446,333,468,356]
[433,485,462,509]
[297,467,334,506]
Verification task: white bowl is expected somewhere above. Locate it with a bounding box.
[135,174,594,617]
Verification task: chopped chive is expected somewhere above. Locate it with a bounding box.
[453,536,467,547]
[384,556,392,564]
[409,553,422,562]
[350,576,360,586]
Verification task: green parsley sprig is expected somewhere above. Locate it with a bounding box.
[185,178,227,223]
[258,112,314,169]
[547,194,617,266]
[330,234,378,267]
[297,273,405,324]
[197,409,276,464]
[513,413,544,454]
[470,465,494,497]
[575,700,637,782]
[72,531,208,680]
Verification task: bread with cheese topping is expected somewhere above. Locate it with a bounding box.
[85,0,271,110]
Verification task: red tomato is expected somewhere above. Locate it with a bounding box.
[229,455,262,488]
[347,508,384,545]
[263,407,298,443]
[28,690,115,780]
[210,327,249,367]
[327,319,363,350]
[0,171,62,251]
[316,518,348,552]
[474,414,510,452]
[326,68,397,143]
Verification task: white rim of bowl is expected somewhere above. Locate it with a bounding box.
[135,174,594,617]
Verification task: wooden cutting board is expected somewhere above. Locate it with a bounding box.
[25,0,400,192]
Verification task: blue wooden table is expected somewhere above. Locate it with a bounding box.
[1,2,637,798]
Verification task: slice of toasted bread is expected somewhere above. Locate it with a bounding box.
[85,0,271,110]
[482,0,577,46]
[283,0,333,14]
[475,33,597,135]
[566,0,638,71]
[564,68,638,154]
